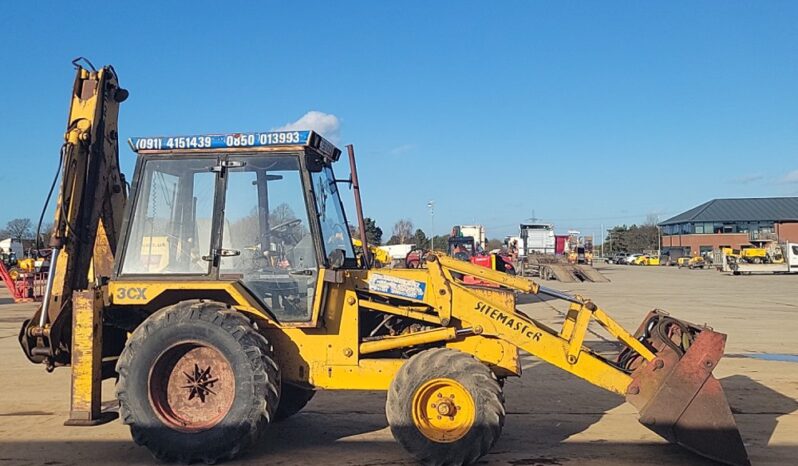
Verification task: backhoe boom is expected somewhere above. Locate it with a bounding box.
[20,60,128,368]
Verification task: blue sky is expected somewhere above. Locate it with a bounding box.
[1,1,797,242]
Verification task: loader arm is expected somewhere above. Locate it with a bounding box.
[424,254,654,394]
[416,253,749,466]
[20,60,128,367]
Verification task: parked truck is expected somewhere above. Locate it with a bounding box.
[452,224,486,249]
[519,223,555,256]
[729,242,798,275]
[0,238,24,258]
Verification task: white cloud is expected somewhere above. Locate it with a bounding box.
[783,170,798,184]
[273,111,341,143]
[388,144,416,156]
[731,174,765,184]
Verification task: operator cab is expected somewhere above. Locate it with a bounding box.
[120,130,356,322]
[447,236,476,261]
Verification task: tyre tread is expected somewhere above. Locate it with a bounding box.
[386,348,505,466]
[116,300,279,463]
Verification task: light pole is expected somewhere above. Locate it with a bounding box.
[427,200,434,251]
[600,223,604,257]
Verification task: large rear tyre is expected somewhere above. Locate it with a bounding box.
[116,300,280,463]
[386,348,505,466]
[274,383,315,421]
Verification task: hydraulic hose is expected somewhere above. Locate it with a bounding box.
[35,144,66,250]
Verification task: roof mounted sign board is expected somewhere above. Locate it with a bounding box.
[128,130,341,160]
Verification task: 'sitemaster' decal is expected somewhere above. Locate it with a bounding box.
[475,301,542,340]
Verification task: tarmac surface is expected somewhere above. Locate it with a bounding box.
[0,264,796,465]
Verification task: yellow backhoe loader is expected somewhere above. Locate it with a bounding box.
[352,237,391,267]
[19,60,749,466]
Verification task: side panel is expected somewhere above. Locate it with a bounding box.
[109,277,406,390]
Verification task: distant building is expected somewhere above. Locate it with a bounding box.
[659,197,798,257]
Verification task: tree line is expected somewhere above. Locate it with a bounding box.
[0,214,505,252]
[603,224,659,254]
[0,218,51,243]
[353,217,504,251]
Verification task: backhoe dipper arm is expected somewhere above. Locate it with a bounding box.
[20,60,128,366]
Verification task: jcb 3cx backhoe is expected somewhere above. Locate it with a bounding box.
[20,61,749,466]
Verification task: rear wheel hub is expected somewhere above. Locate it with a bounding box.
[149,342,235,432]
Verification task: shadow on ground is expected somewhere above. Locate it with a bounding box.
[0,372,794,465]
[722,374,798,451]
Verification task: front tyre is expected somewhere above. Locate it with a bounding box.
[116,300,280,463]
[386,348,505,466]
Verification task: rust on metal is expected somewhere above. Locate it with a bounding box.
[627,325,750,466]
[64,289,116,426]
[346,144,371,268]
[149,342,235,432]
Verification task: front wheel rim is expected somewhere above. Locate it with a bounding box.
[148,341,236,433]
[411,378,475,443]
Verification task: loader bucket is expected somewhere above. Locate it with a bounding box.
[624,314,750,466]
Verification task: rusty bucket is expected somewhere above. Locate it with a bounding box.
[623,311,750,466]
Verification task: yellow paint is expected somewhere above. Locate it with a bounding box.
[566,304,592,363]
[592,307,656,362]
[106,249,651,396]
[560,303,581,340]
[446,336,519,377]
[306,359,406,390]
[412,378,475,443]
[352,238,392,266]
[360,327,457,354]
[69,290,102,420]
[634,255,661,266]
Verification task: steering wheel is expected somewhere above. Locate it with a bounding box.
[331,223,347,238]
[454,251,471,261]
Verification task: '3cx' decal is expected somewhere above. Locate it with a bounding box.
[115,287,148,300]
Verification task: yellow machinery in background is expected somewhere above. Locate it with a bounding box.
[721,247,741,260]
[633,254,660,266]
[677,256,706,269]
[740,245,784,264]
[2,254,37,281]
[723,245,784,265]
[19,60,749,466]
[352,237,391,267]
[740,247,767,263]
[17,257,37,273]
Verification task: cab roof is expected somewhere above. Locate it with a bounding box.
[128,130,341,161]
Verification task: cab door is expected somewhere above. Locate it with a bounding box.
[216,154,323,324]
